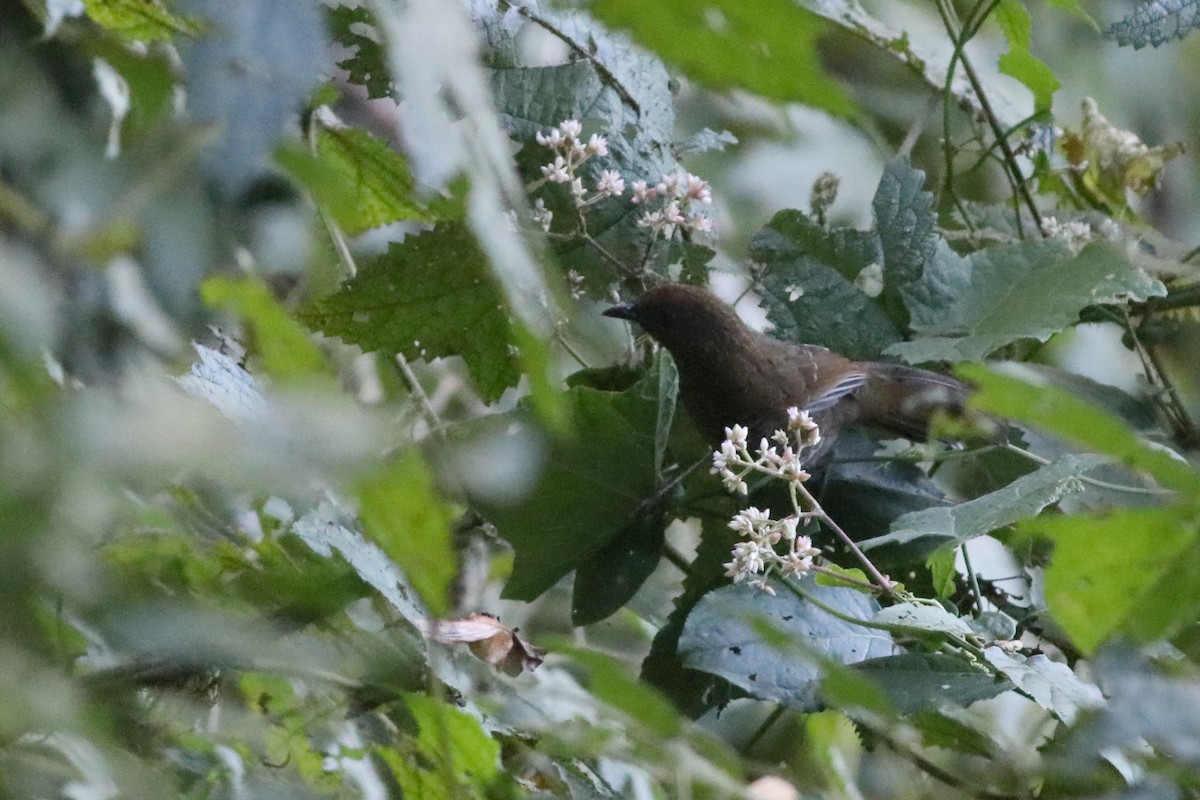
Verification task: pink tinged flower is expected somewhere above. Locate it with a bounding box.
[531,198,553,232]
[663,201,686,226]
[595,169,625,197]
[586,133,609,157]
[538,128,566,150]
[630,180,653,204]
[726,424,749,446]
[558,119,582,139]
[570,177,586,198]
[638,210,665,229]
[684,173,713,203]
[688,215,714,234]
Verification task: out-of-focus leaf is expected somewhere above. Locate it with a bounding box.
[83,0,200,40]
[277,119,451,235]
[678,577,896,710]
[200,276,328,382]
[994,0,1060,113]
[1104,0,1200,49]
[178,0,330,195]
[853,653,1010,714]
[572,511,665,626]
[301,224,520,403]
[561,648,683,737]
[863,454,1105,553]
[593,0,857,118]
[328,5,391,98]
[960,364,1200,494]
[888,240,1167,363]
[357,449,459,617]
[293,501,427,628]
[381,694,502,796]
[1023,506,1200,654]
[465,364,664,602]
[983,647,1104,724]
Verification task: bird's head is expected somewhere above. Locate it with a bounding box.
[602,284,750,357]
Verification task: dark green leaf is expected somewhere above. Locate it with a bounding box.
[678,577,895,709]
[465,370,664,601]
[572,512,665,626]
[862,454,1105,553]
[888,240,1166,363]
[872,157,937,293]
[328,5,391,98]
[301,224,520,403]
[753,214,902,360]
[854,653,1010,714]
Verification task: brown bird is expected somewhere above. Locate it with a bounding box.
[603,283,971,461]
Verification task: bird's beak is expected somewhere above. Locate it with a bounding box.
[602,302,638,321]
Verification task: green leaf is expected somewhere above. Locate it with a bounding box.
[872,157,937,293]
[982,647,1104,724]
[357,450,459,617]
[277,123,447,236]
[862,454,1105,554]
[678,577,895,710]
[465,368,664,602]
[1024,507,1200,654]
[753,212,902,360]
[300,224,521,403]
[327,5,391,98]
[870,603,976,638]
[994,0,1060,113]
[200,276,328,382]
[959,364,1200,495]
[887,240,1167,363]
[1044,0,1099,30]
[592,0,857,118]
[572,512,665,626]
[381,694,501,797]
[83,0,200,40]
[560,648,683,737]
[853,653,1010,714]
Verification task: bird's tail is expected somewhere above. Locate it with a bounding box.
[857,362,974,442]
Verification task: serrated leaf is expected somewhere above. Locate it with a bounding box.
[872,157,937,292]
[1104,0,1200,49]
[1024,507,1200,654]
[328,5,391,98]
[854,653,1009,714]
[960,364,1200,495]
[678,577,896,709]
[83,0,200,40]
[887,240,1167,363]
[983,648,1104,724]
[593,0,857,118]
[278,123,447,235]
[752,213,901,360]
[357,450,459,617]
[200,276,328,382]
[862,454,1105,554]
[300,224,521,403]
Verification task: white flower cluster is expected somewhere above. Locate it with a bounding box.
[710,408,822,496]
[1041,215,1120,254]
[724,506,822,592]
[631,170,713,236]
[533,119,625,232]
[713,408,824,592]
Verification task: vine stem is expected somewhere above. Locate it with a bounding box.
[793,480,897,599]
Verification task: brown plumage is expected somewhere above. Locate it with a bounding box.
[603,284,970,461]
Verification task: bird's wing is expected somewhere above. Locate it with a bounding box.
[806,370,869,413]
